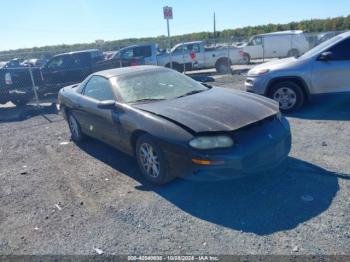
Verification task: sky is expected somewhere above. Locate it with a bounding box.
[0,0,349,51]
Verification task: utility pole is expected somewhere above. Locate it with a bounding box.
[214,12,216,47]
[163,6,173,69]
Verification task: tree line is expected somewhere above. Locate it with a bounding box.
[1,15,349,61]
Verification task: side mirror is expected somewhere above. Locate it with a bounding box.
[318,51,332,61]
[97,100,117,110]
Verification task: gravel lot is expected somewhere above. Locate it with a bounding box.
[0,73,350,255]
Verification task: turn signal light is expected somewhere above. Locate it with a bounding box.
[192,159,225,166]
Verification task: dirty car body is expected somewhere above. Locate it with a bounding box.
[59,66,291,184]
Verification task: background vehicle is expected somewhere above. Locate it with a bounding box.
[157,41,243,73]
[241,30,310,61]
[58,66,291,185]
[0,59,22,69]
[21,58,48,67]
[110,42,244,74]
[245,31,350,112]
[0,49,139,106]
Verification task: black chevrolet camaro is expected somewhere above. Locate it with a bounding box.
[58,66,291,184]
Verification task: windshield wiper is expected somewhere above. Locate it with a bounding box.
[130,98,165,103]
[177,90,206,98]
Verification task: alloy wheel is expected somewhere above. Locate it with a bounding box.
[273,87,297,110]
[69,115,80,139]
[139,142,160,178]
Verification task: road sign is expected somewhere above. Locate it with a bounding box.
[163,6,173,20]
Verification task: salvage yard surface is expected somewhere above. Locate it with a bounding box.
[0,73,350,255]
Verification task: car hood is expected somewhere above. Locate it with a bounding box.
[248,57,298,75]
[133,87,279,133]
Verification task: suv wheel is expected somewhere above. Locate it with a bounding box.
[269,81,305,113]
[68,113,84,142]
[136,134,173,185]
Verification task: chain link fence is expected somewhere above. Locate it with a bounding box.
[0,30,344,120]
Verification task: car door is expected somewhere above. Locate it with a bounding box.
[68,53,92,83]
[244,36,263,59]
[133,46,155,65]
[77,75,122,146]
[43,55,73,86]
[311,38,350,94]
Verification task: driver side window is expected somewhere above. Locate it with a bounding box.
[250,37,263,46]
[83,76,115,101]
[47,55,73,70]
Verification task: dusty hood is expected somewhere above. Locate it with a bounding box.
[134,87,279,133]
[248,57,297,75]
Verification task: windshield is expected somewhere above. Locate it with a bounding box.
[300,35,343,59]
[113,69,209,103]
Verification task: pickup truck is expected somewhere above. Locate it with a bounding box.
[158,41,244,73]
[114,41,244,73]
[0,49,141,106]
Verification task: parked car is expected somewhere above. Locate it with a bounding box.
[58,66,291,185]
[241,30,310,61]
[21,59,48,68]
[245,31,350,112]
[0,59,22,69]
[110,44,158,66]
[0,49,139,106]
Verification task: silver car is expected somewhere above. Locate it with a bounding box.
[245,31,350,112]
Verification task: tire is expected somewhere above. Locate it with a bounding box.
[242,53,251,65]
[11,98,29,107]
[215,59,231,74]
[268,81,305,113]
[135,134,173,185]
[67,113,84,142]
[287,49,300,58]
[166,62,183,73]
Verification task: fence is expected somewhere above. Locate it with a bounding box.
[0,30,343,114]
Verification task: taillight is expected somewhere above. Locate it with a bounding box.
[131,59,138,66]
[239,50,245,57]
[5,73,12,85]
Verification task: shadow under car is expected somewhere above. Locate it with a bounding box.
[77,139,344,235]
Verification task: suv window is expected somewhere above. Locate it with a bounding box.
[327,38,350,60]
[120,48,133,59]
[134,46,152,57]
[83,76,115,101]
[47,55,73,70]
[250,37,263,46]
[71,53,90,68]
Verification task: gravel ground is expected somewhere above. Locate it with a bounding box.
[0,73,350,255]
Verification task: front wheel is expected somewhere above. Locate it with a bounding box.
[269,81,305,113]
[68,113,84,142]
[136,134,173,185]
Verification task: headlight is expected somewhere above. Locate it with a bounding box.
[249,68,270,76]
[189,135,234,150]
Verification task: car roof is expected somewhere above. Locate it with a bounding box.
[338,30,350,39]
[56,49,101,56]
[94,65,168,78]
[258,30,304,36]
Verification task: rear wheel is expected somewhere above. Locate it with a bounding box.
[269,81,305,113]
[11,98,30,107]
[215,59,231,74]
[166,62,183,73]
[136,134,173,185]
[68,113,84,142]
[242,53,251,64]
